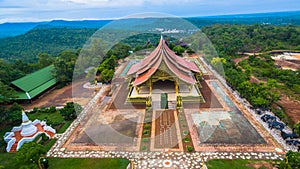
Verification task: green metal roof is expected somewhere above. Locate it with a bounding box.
[11,65,57,100]
[14,91,28,100]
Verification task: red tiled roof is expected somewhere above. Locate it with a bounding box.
[127,36,200,86]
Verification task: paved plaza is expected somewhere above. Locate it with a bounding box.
[47,57,288,168]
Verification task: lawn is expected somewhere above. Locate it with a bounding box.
[27,110,73,133]
[48,158,129,169]
[0,153,21,168]
[57,120,73,133]
[0,153,129,169]
[207,159,276,169]
[27,111,64,126]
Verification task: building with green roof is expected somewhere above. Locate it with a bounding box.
[11,65,57,100]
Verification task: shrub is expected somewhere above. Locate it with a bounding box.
[143,130,150,135]
[183,137,190,142]
[59,102,82,120]
[294,122,300,136]
[142,138,149,142]
[41,133,49,141]
[16,142,46,165]
[186,145,193,152]
[141,146,147,151]
[30,107,39,114]
[279,151,300,169]
[48,106,57,113]
[143,124,151,130]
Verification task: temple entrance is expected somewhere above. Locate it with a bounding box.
[152,80,175,94]
[161,93,168,109]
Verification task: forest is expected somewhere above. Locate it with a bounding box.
[201,25,300,126]
[0,24,299,126]
[0,28,97,62]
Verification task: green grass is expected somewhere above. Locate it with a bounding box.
[0,153,129,169]
[48,158,129,169]
[206,159,275,169]
[57,121,72,133]
[27,111,73,133]
[27,111,64,125]
[45,139,57,151]
[0,153,21,168]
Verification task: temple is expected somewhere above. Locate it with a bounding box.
[4,111,56,152]
[126,36,204,106]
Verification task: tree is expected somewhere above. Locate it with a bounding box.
[294,122,300,136]
[0,81,16,104]
[7,102,23,125]
[59,102,82,120]
[37,53,54,68]
[250,96,269,108]
[52,50,78,86]
[279,151,300,169]
[105,43,131,59]
[211,57,226,74]
[100,69,114,83]
[16,142,46,165]
[85,67,97,80]
[0,59,25,84]
[172,45,185,56]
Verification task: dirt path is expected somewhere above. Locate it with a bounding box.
[277,94,300,124]
[232,56,249,64]
[22,79,96,110]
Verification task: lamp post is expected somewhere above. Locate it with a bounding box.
[38,157,49,169]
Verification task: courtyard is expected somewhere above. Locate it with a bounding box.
[47,56,285,168]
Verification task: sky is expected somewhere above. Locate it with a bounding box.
[0,0,300,23]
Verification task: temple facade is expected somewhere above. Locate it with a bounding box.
[126,36,204,106]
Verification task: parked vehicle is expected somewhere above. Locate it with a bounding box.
[261,114,276,122]
[268,121,285,130]
[256,109,263,115]
[285,139,300,146]
[281,131,299,140]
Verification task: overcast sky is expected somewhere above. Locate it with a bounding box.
[1,0,300,23]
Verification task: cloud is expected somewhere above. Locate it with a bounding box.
[0,0,299,23]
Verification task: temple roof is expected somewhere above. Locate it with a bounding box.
[127,36,200,86]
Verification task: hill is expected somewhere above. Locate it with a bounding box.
[0,28,97,62]
[0,10,300,62]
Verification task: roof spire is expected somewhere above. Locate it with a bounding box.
[160,34,163,40]
[22,110,30,123]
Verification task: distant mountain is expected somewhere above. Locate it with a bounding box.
[0,20,111,39]
[0,10,299,38]
[36,20,112,29]
[187,10,300,27]
[0,22,47,38]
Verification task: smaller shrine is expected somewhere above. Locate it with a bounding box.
[4,111,56,152]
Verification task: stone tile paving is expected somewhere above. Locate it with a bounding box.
[48,149,283,168]
[47,85,109,156]
[200,57,298,152]
[46,59,289,168]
